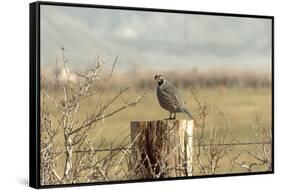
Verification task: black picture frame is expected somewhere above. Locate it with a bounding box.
[30,1,274,188]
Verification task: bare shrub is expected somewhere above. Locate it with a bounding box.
[40,48,144,185]
[40,104,63,185]
[231,117,272,172]
[190,88,272,175]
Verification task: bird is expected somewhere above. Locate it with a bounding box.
[154,75,193,120]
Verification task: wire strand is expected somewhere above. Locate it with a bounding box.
[72,141,272,153]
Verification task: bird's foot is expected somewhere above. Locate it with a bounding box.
[164,117,176,120]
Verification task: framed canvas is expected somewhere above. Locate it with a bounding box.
[29,1,274,188]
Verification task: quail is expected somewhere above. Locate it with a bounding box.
[154,75,193,120]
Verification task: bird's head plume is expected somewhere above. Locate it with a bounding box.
[154,75,165,86]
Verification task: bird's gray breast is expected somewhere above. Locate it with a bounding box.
[156,81,183,112]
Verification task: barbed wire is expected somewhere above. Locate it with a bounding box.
[198,141,272,147]
[72,141,272,153]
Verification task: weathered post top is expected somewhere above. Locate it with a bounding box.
[130,119,194,179]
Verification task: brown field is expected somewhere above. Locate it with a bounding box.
[39,53,272,185]
[42,84,272,178]
[46,86,271,143]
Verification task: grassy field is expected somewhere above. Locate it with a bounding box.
[46,86,271,143]
[42,85,272,179]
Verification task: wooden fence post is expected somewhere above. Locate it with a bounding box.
[130,119,194,178]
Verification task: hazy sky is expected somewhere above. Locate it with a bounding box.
[41,5,272,72]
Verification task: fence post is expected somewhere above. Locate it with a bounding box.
[130,119,194,178]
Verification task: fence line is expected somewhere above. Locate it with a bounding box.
[72,141,272,154]
[198,141,272,147]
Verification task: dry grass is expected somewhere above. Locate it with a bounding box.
[40,51,272,184]
[46,86,271,145]
[43,86,272,178]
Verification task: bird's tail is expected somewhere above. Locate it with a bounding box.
[182,107,193,119]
